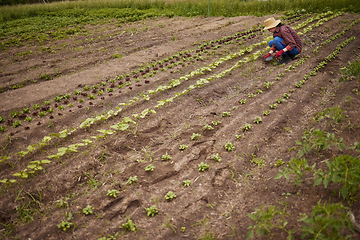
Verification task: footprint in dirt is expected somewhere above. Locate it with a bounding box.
[102,197,141,220]
[109,199,141,220]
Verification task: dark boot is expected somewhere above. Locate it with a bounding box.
[289,54,296,60]
[277,53,292,65]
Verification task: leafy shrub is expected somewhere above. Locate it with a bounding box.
[275,157,316,186]
[315,155,360,200]
[299,201,354,240]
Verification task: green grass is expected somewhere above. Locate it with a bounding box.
[1,0,359,22]
[1,0,358,50]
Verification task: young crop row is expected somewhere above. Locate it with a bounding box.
[216,34,356,152]
[0,13,305,94]
[0,11,345,185]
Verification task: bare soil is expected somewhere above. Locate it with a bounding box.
[0,13,359,240]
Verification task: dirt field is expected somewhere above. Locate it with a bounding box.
[0,12,360,239]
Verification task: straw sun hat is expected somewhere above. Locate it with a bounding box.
[263,17,281,30]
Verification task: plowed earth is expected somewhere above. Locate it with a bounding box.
[0,12,359,239]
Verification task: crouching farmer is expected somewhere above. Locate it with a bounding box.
[263,17,302,65]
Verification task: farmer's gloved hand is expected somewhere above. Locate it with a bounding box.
[264,52,272,60]
[274,49,285,58]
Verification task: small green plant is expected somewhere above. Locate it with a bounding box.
[11,111,19,118]
[269,103,277,109]
[211,120,221,126]
[339,59,360,83]
[222,112,231,117]
[56,198,69,208]
[314,106,348,123]
[241,123,252,132]
[57,212,74,232]
[235,134,243,139]
[54,96,62,102]
[250,154,266,167]
[283,93,290,99]
[162,153,172,160]
[225,142,235,151]
[191,133,201,140]
[275,159,285,167]
[275,157,316,186]
[203,124,214,131]
[97,232,119,240]
[161,215,177,233]
[299,201,354,240]
[57,220,73,231]
[86,174,100,189]
[32,104,40,110]
[296,128,345,158]
[127,176,138,185]
[253,116,262,124]
[264,81,274,89]
[198,162,210,172]
[275,97,285,104]
[164,191,177,201]
[82,205,93,215]
[179,145,188,151]
[106,189,120,198]
[21,107,30,114]
[183,180,191,187]
[247,203,294,239]
[145,164,155,172]
[239,99,247,104]
[145,205,158,217]
[11,119,22,128]
[314,155,360,200]
[263,110,270,116]
[120,217,138,232]
[211,153,222,162]
[25,116,32,122]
